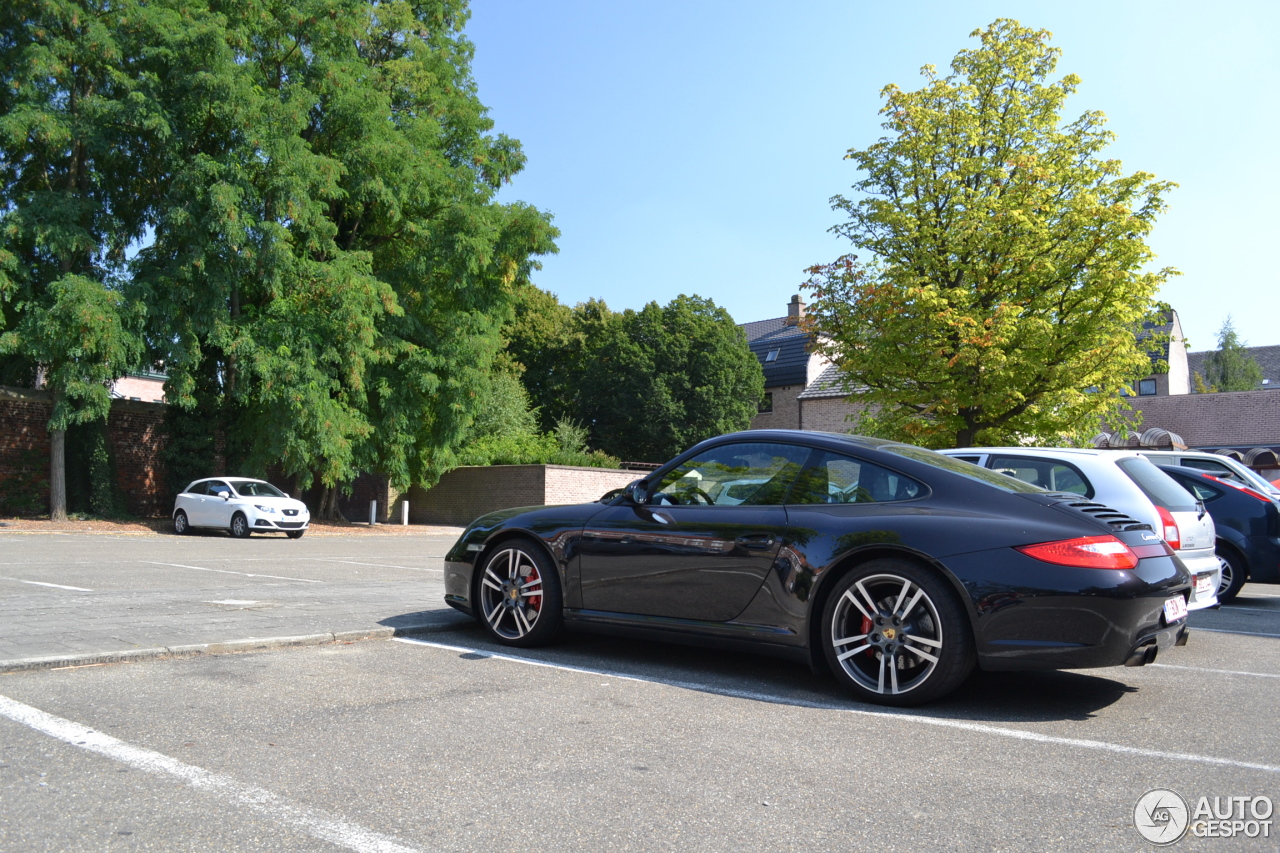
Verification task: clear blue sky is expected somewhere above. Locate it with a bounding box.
[464,1,1278,354]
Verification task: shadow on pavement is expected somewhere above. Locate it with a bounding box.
[395,618,1135,724]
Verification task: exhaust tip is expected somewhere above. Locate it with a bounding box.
[1124,642,1155,667]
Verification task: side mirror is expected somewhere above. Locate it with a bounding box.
[217,490,230,500]
[624,480,649,505]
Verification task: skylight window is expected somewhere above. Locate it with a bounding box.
[765,349,780,362]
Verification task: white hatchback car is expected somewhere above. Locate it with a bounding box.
[173,478,311,539]
[940,448,1220,611]
[1136,450,1280,501]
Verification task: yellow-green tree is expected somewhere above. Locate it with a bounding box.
[804,19,1176,448]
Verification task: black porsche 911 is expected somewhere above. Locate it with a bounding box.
[443,430,1192,706]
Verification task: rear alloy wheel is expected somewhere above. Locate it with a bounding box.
[1215,546,1247,603]
[173,510,190,535]
[477,539,562,647]
[230,512,251,539]
[823,559,974,707]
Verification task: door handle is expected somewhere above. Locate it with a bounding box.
[735,534,776,551]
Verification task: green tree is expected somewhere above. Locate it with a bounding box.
[0,0,151,518]
[579,294,764,462]
[803,19,1176,448]
[1198,316,1263,392]
[130,0,557,498]
[503,286,611,431]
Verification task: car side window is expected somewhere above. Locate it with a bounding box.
[185,481,207,496]
[1180,458,1238,480]
[650,442,811,506]
[987,456,1093,497]
[208,480,232,497]
[787,451,923,505]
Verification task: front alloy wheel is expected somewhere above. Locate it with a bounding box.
[823,560,973,706]
[230,512,251,539]
[477,540,562,647]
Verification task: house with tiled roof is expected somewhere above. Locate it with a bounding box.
[741,301,1280,469]
[740,296,877,432]
[1186,344,1280,392]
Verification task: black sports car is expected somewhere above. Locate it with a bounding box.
[444,431,1192,705]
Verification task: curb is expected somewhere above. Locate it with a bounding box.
[0,620,465,675]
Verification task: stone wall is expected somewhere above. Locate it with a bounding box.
[403,464,637,526]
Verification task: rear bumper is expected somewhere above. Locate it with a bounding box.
[1179,551,1220,610]
[944,549,1193,671]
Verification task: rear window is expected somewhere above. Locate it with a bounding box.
[1117,457,1198,512]
[884,445,1045,494]
[1169,474,1221,503]
[987,455,1093,497]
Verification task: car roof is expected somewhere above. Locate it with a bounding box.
[943,447,1144,459]
[718,429,900,450]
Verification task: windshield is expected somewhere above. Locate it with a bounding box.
[884,445,1046,494]
[233,481,287,498]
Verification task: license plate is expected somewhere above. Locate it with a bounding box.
[1163,596,1188,623]
[1194,574,1214,597]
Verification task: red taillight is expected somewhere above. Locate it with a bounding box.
[1156,505,1181,550]
[1202,473,1273,503]
[1016,535,1140,570]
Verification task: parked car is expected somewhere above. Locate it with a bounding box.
[1158,464,1280,602]
[445,430,1192,707]
[1136,450,1280,501]
[939,448,1219,612]
[173,478,310,539]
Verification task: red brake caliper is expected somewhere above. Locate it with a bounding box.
[526,564,541,613]
[861,615,874,658]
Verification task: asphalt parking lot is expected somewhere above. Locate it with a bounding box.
[1,531,1278,851]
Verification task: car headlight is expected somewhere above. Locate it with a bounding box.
[255,505,278,513]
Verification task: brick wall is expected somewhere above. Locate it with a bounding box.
[403,464,636,526]
[0,386,170,517]
[1121,390,1280,448]
[106,399,170,517]
[749,384,803,430]
[0,388,51,514]
[794,395,875,435]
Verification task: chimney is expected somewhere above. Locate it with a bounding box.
[785,294,805,326]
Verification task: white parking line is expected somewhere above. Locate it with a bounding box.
[1150,663,1280,679]
[316,559,442,572]
[1194,627,1280,639]
[1218,605,1280,614]
[0,694,421,853]
[142,562,323,584]
[0,577,93,592]
[396,637,1280,775]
